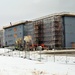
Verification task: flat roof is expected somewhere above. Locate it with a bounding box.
[3,21,32,29]
[3,12,75,29]
[32,12,75,21]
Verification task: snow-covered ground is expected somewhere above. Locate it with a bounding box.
[0,48,75,75]
[0,48,11,54]
[0,56,71,75]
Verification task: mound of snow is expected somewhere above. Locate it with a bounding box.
[0,48,11,54]
[0,56,75,75]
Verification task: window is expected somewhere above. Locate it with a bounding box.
[8,28,12,31]
[20,32,21,34]
[14,34,17,38]
[14,27,17,32]
[8,40,13,43]
[8,34,13,37]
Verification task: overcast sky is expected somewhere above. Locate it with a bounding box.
[0,0,75,29]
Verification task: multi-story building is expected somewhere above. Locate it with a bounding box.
[3,12,75,49]
[33,13,75,49]
[3,21,33,46]
[3,21,29,46]
[0,30,3,47]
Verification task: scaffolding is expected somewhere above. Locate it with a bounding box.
[33,15,63,49]
[33,20,44,45]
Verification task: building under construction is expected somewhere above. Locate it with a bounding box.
[33,12,75,49]
[3,12,75,49]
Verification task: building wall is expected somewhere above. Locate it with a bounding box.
[33,16,63,49]
[0,30,3,47]
[63,16,75,48]
[43,16,63,49]
[43,17,55,47]
[4,24,24,46]
[3,14,75,49]
[24,22,35,44]
[33,20,44,45]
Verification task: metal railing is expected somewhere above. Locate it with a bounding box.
[0,48,75,65]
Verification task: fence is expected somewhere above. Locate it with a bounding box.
[0,48,75,65]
